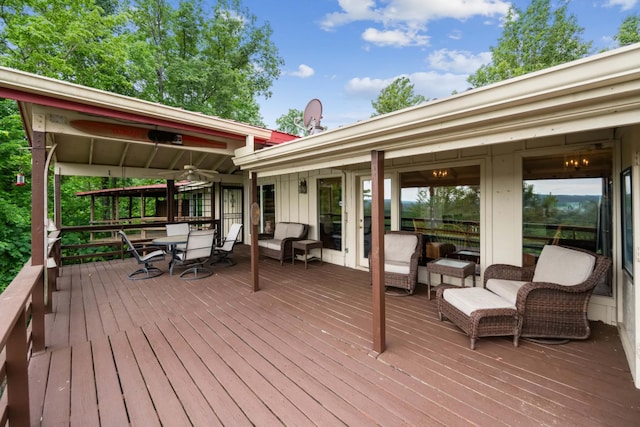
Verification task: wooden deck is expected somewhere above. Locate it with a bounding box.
[29,245,640,426]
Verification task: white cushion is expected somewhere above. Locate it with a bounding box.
[273,223,305,240]
[287,223,305,238]
[533,245,596,286]
[486,279,528,305]
[443,287,516,317]
[258,239,281,250]
[385,260,411,275]
[385,234,418,263]
[273,224,288,240]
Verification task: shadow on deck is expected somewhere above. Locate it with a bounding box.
[30,245,640,426]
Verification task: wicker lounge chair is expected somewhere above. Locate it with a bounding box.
[483,245,611,340]
[369,231,421,294]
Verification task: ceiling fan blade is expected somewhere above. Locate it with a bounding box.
[196,170,219,178]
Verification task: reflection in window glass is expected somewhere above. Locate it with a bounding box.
[523,149,612,296]
[258,184,275,234]
[622,169,633,277]
[318,177,342,250]
[400,166,480,264]
[362,178,391,258]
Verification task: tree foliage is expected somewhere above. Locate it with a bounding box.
[371,76,426,117]
[0,100,32,291]
[0,0,133,93]
[615,14,640,47]
[467,0,591,87]
[275,108,304,136]
[128,0,283,125]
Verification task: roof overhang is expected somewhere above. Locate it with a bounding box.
[233,43,640,177]
[0,67,296,179]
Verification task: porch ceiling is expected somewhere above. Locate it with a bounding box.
[233,43,640,177]
[0,66,289,179]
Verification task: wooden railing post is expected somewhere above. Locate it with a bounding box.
[6,309,31,426]
[32,268,45,352]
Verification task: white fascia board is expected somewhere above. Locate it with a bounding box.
[234,44,640,173]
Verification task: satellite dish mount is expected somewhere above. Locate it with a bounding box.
[299,98,324,135]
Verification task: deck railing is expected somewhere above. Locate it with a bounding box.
[0,261,45,426]
[59,219,220,264]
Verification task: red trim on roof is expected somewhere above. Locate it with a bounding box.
[0,87,272,143]
[267,130,299,145]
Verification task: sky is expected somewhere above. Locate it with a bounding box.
[228,0,640,131]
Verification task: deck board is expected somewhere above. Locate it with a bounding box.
[91,337,129,427]
[69,341,99,426]
[29,245,640,426]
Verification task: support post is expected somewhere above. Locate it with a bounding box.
[167,179,175,222]
[371,150,385,354]
[250,172,260,292]
[30,130,46,351]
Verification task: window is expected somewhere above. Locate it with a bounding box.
[400,165,480,264]
[523,149,612,295]
[318,177,342,250]
[258,184,275,234]
[622,168,633,277]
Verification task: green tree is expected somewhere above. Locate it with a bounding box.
[129,0,283,125]
[371,76,426,117]
[0,0,133,93]
[275,109,304,136]
[0,100,32,292]
[468,0,592,87]
[615,14,640,47]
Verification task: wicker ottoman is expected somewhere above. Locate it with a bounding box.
[437,287,521,350]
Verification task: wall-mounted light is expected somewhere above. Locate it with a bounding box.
[298,178,307,194]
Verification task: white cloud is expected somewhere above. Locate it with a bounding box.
[321,0,511,30]
[427,49,492,74]
[320,0,382,30]
[290,64,315,78]
[362,27,430,47]
[345,76,395,98]
[448,29,463,40]
[344,70,471,100]
[409,71,471,98]
[603,0,638,11]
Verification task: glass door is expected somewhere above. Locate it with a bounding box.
[357,177,390,268]
[221,186,243,243]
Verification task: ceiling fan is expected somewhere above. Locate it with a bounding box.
[158,152,219,182]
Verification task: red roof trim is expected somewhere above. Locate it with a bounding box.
[267,130,299,145]
[0,87,272,143]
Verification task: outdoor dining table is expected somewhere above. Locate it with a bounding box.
[152,234,188,275]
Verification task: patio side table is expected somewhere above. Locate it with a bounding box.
[426,258,476,300]
[292,239,323,269]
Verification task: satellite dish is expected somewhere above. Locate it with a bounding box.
[302,98,324,135]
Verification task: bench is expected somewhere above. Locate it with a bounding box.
[258,222,308,265]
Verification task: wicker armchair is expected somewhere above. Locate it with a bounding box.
[483,245,611,340]
[369,231,421,294]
